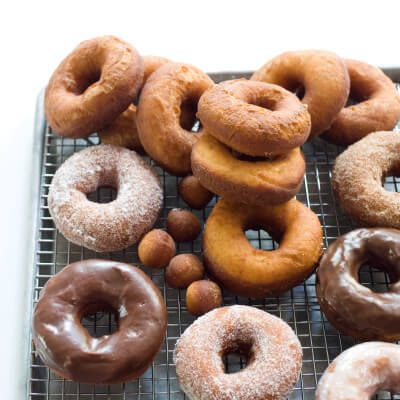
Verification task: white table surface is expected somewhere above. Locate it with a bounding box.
[1,0,399,398]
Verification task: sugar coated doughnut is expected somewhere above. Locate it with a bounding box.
[98,55,171,150]
[45,36,144,138]
[197,79,310,156]
[48,145,162,252]
[32,259,167,384]
[192,134,305,206]
[251,50,350,139]
[174,305,302,400]
[137,62,214,176]
[316,342,400,399]
[316,228,400,341]
[203,198,323,298]
[332,131,400,229]
[186,280,222,316]
[323,60,400,145]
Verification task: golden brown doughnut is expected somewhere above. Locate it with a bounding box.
[186,280,222,316]
[191,134,305,206]
[45,36,144,138]
[137,63,214,176]
[322,59,400,145]
[251,50,350,139]
[98,56,171,150]
[165,254,205,289]
[167,209,202,242]
[332,131,400,229]
[203,198,323,298]
[138,229,176,269]
[197,79,311,156]
[178,175,214,209]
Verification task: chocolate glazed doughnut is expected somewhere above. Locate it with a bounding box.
[137,62,214,176]
[32,260,167,384]
[251,50,350,139]
[45,36,144,138]
[197,79,311,156]
[98,55,171,150]
[316,228,400,341]
[322,59,400,146]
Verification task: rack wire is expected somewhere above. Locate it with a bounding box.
[29,73,400,399]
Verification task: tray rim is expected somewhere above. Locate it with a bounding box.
[24,68,400,399]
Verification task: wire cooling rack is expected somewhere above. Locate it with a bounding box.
[29,73,400,400]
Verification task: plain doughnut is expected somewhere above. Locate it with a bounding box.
[332,131,400,229]
[48,145,162,252]
[197,79,311,156]
[251,50,350,139]
[316,342,400,399]
[174,305,302,400]
[45,36,144,138]
[322,59,400,145]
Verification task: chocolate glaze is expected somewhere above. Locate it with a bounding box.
[32,259,167,384]
[316,228,400,341]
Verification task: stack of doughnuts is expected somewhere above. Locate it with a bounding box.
[35,34,400,399]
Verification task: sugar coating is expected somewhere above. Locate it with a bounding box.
[174,305,302,400]
[316,342,400,399]
[48,145,163,252]
[332,131,400,228]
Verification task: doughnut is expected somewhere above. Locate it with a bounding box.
[167,209,202,242]
[138,229,176,269]
[32,259,167,384]
[251,50,350,139]
[332,131,400,229]
[197,79,311,156]
[316,342,400,399]
[191,133,305,206]
[48,145,162,252]
[316,228,400,341]
[178,175,214,209]
[137,62,214,176]
[165,254,204,289]
[98,55,171,150]
[174,305,302,400]
[322,59,400,145]
[203,198,323,298]
[45,36,144,138]
[186,280,222,316]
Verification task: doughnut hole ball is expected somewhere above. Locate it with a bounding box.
[186,280,223,316]
[165,254,205,289]
[178,175,213,209]
[138,229,176,269]
[167,209,202,242]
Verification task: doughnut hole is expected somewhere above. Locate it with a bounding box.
[180,96,201,132]
[178,175,213,209]
[138,229,176,269]
[222,339,254,374]
[80,303,119,338]
[167,209,202,242]
[245,228,280,251]
[165,254,204,289]
[186,280,222,316]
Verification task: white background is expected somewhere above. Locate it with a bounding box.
[1,1,399,398]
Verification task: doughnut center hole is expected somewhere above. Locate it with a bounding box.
[180,97,202,133]
[345,86,370,107]
[358,264,392,293]
[222,340,252,374]
[231,149,275,162]
[293,84,305,100]
[74,68,102,95]
[81,303,119,338]
[245,229,280,251]
[383,175,400,192]
[87,186,118,204]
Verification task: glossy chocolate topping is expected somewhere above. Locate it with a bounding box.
[32,259,167,384]
[316,228,400,341]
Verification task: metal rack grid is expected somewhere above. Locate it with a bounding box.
[29,73,400,400]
